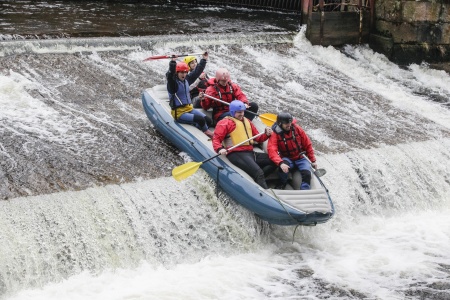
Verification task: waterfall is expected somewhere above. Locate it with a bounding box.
[1,30,449,299]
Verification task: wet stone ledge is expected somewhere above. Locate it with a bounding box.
[370,0,450,65]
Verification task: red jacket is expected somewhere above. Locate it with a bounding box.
[267,120,316,166]
[213,117,269,154]
[201,78,248,121]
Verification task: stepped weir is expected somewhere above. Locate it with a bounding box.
[175,0,449,66]
[175,0,372,47]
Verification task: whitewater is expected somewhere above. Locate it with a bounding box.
[1,28,449,299]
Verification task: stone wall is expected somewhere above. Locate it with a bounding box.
[369,0,449,65]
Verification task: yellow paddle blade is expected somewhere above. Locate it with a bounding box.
[172,161,203,181]
[258,113,277,126]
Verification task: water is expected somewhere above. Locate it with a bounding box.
[0,1,300,39]
[1,2,450,299]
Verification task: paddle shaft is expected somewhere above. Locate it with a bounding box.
[202,132,265,163]
[298,151,313,169]
[143,52,204,61]
[203,94,260,117]
[172,132,266,181]
[298,151,326,177]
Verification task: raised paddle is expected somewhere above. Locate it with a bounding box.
[172,132,265,181]
[202,94,276,126]
[143,52,204,61]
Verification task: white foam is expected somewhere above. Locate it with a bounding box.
[8,206,450,300]
[290,31,450,130]
[0,71,76,141]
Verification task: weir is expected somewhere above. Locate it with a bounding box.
[177,0,373,47]
[176,0,450,64]
[1,27,449,298]
[1,139,449,297]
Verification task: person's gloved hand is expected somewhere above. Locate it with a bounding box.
[280,162,290,173]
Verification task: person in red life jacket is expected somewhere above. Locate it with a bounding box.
[267,112,317,190]
[200,68,259,123]
[213,100,276,189]
[183,55,209,109]
[166,52,214,138]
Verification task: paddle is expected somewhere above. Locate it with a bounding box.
[299,151,327,177]
[143,52,204,62]
[203,94,276,126]
[172,132,265,181]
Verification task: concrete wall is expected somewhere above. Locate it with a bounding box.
[369,0,449,64]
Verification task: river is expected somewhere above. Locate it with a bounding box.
[1,1,450,299]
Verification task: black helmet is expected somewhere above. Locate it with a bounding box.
[277,112,293,125]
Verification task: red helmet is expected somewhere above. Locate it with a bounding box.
[215,68,230,81]
[176,62,189,72]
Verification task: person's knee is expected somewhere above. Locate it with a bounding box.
[205,115,212,127]
[254,169,268,189]
[192,96,201,108]
[193,115,206,127]
[262,164,276,176]
[282,158,294,168]
[248,102,259,113]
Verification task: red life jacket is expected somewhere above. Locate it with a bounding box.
[203,81,233,120]
[274,125,304,160]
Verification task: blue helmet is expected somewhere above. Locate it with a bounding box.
[229,100,246,117]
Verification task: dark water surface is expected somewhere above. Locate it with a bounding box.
[0,0,300,39]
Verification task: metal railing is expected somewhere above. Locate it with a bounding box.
[173,0,302,11]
